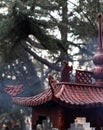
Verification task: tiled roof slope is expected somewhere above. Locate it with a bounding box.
[12,75,103,108]
[5,84,23,97]
[12,88,52,106]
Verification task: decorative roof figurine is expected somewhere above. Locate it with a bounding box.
[60,60,72,82]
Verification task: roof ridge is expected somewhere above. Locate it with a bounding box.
[48,75,58,97]
[55,85,65,98]
[57,82,103,88]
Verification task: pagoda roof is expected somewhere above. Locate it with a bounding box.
[12,75,103,108]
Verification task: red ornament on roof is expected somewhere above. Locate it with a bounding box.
[60,61,72,82]
[93,14,103,86]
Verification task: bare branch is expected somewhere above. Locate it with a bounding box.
[21,42,61,71]
[26,37,44,49]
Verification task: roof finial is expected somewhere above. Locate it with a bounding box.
[98,13,102,49]
[92,13,103,86]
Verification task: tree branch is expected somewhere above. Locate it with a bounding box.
[21,42,61,71]
[26,37,44,49]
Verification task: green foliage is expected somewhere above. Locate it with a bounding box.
[0,0,65,62]
[0,0,101,75]
[0,0,101,79]
[68,0,103,41]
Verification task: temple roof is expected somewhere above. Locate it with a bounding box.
[12,75,103,108]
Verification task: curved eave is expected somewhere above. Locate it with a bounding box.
[12,88,53,106]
